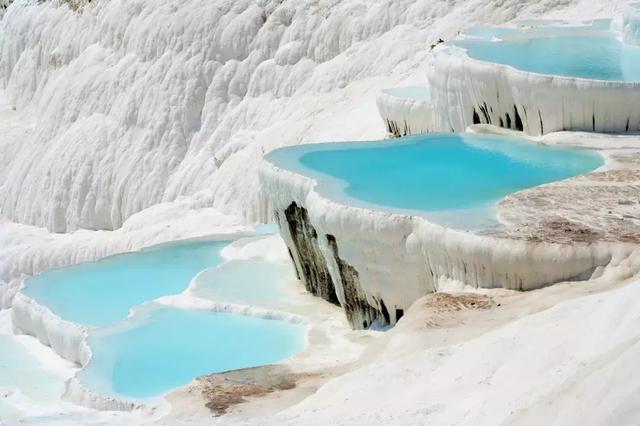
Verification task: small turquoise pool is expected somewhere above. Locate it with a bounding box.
[79,306,305,399]
[191,259,294,310]
[22,240,229,326]
[266,133,602,225]
[452,22,640,81]
[382,86,430,100]
[0,335,68,417]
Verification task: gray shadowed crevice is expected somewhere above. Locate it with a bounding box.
[283,202,339,305]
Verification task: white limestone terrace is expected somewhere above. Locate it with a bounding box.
[1,0,639,422]
[0,0,625,236]
[428,18,640,136]
[259,128,640,329]
[375,86,433,137]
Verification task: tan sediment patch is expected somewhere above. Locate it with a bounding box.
[496,152,640,245]
[409,292,495,329]
[183,365,318,417]
[421,292,495,313]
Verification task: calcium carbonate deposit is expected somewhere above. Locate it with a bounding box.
[1,0,640,424]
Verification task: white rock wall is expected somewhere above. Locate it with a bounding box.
[376,90,434,137]
[428,45,640,136]
[11,292,89,364]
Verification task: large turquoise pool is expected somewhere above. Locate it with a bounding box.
[78,306,305,399]
[452,22,640,81]
[22,240,229,326]
[266,133,602,225]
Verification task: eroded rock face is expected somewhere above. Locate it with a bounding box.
[283,202,339,305]
[326,234,383,329]
[280,202,400,329]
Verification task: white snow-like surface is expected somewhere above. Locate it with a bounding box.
[220,233,290,263]
[271,261,640,425]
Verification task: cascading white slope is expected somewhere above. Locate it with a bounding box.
[0,0,427,232]
[0,0,624,233]
[623,1,640,45]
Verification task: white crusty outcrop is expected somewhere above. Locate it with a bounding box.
[11,291,90,365]
[428,44,640,136]
[375,88,434,137]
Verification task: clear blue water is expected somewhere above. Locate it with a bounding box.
[191,259,294,310]
[383,86,430,100]
[0,336,67,415]
[23,240,229,326]
[452,24,640,81]
[79,306,305,399]
[266,133,602,218]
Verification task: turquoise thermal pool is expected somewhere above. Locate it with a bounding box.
[452,21,640,81]
[382,86,430,100]
[0,335,68,418]
[78,306,305,399]
[22,240,229,326]
[266,133,603,227]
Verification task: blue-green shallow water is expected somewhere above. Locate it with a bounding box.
[266,133,603,218]
[452,24,640,81]
[22,240,229,326]
[79,307,305,399]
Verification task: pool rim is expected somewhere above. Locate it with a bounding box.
[263,132,605,227]
[441,23,640,85]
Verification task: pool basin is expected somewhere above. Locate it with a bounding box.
[266,133,602,229]
[22,240,229,327]
[77,306,305,399]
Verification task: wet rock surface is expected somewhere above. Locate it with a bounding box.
[326,234,384,328]
[283,203,339,305]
